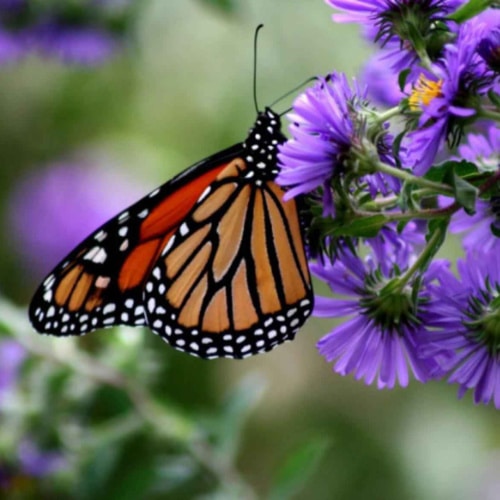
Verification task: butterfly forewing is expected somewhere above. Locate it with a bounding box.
[29,145,242,336]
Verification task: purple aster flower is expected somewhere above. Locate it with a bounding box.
[437,126,500,252]
[360,50,407,107]
[445,197,500,253]
[366,220,425,275]
[421,250,500,408]
[325,0,462,70]
[6,158,147,280]
[313,244,448,389]
[403,22,489,175]
[0,340,25,406]
[477,25,500,73]
[454,125,500,173]
[464,7,500,76]
[277,73,399,215]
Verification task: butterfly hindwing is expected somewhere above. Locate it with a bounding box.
[144,114,314,359]
[29,144,243,336]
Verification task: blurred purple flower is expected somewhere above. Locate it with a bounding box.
[34,22,120,65]
[0,0,28,63]
[0,0,26,9]
[0,27,27,63]
[0,0,127,65]
[0,440,66,492]
[313,244,448,389]
[7,159,146,279]
[18,440,66,477]
[421,251,500,408]
[0,340,25,406]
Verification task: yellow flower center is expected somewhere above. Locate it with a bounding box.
[408,74,443,111]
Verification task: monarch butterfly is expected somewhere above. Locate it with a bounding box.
[28,105,314,359]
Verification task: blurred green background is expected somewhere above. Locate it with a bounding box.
[0,1,499,499]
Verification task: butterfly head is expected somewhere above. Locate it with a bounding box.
[243,107,285,179]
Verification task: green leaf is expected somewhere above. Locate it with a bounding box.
[198,0,238,12]
[268,438,330,500]
[450,170,478,214]
[392,129,407,166]
[490,222,500,238]
[425,160,478,185]
[398,69,411,92]
[329,215,387,238]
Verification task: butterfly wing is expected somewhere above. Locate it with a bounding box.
[29,144,243,336]
[144,157,314,359]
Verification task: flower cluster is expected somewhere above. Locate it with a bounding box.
[0,0,134,65]
[278,0,500,408]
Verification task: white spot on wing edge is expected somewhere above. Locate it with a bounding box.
[43,274,55,288]
[118,211,129,222]
[84,246,107,264]
[95,230,107,242]
[103,304,116,315]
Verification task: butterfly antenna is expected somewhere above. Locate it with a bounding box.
[253,24,264,114]
[270,76,317,110]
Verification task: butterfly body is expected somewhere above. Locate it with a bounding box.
[29,108,313,359]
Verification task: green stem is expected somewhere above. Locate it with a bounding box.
[375,161,455,194]
[477,108,500,122]
[397,221,448,289]
[373,106,401,125]
[362,194,399,211]
[356,200,459,222]
[415,49,433,72]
